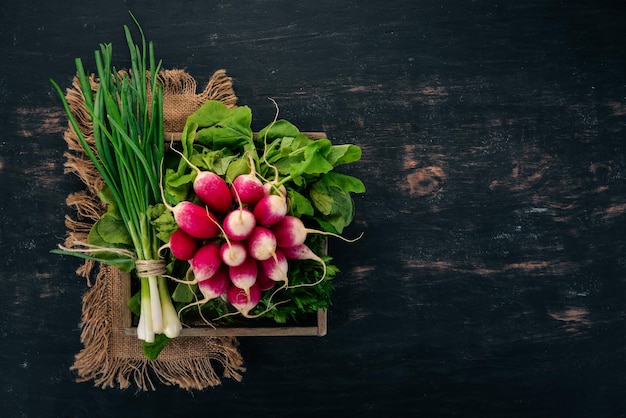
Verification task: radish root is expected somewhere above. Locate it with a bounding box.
[177,294,216,328]
[213,298,290,321]
[261,97,281,185]
[307,229,364,243]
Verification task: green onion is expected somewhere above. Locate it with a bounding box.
[51,15,181,347]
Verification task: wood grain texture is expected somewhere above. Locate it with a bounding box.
[2,0,626,417]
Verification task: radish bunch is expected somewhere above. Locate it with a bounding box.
[165,166,328,318]
[158,101,365,325]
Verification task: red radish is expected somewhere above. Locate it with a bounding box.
[281,243,322,262]
[231,152,265,206]
[168,144,232,213]
[220,240,247,267]
[197,265,230,300]
[231,173,265,206]
[227,283,262,317]
[189,242,222,282]
[228,256,258,298]
[271,215,362,248]
[272,216,308,247]
[253,194,287,226]
[262,180,286,197]
[169,201,221,239]
[256,269,276,291]
[178,265,230,317]
[280,243,327,288]
[159,153,222,239]
[158,228,199,260]
[222,208,256,240]
[259,248,288,283]
[168,228,200,260]
[194,170,233,213]
[247,226,277,261]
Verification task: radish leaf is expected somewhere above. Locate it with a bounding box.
[327,144,362,167]
[257,119,301,142]
[287,189,315,217]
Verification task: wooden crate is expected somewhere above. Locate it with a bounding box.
[121,294,327,338]
[122,131,329,337]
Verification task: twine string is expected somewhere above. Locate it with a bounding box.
[135,259,167,278]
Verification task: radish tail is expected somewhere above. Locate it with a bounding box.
[305,229,364,243]
[261,97,281,183]
[289,255,327,289]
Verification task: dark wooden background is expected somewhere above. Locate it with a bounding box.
[2,0,626,416]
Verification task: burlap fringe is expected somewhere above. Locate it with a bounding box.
[70,266,244,391]
[62,68,245,391]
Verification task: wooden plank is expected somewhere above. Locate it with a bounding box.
[123,308,326,337]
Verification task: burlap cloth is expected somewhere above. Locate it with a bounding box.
[62,69,245,391]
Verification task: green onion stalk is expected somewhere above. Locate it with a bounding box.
[51,19,181,344]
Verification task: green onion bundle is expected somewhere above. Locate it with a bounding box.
[51,17,181,347]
